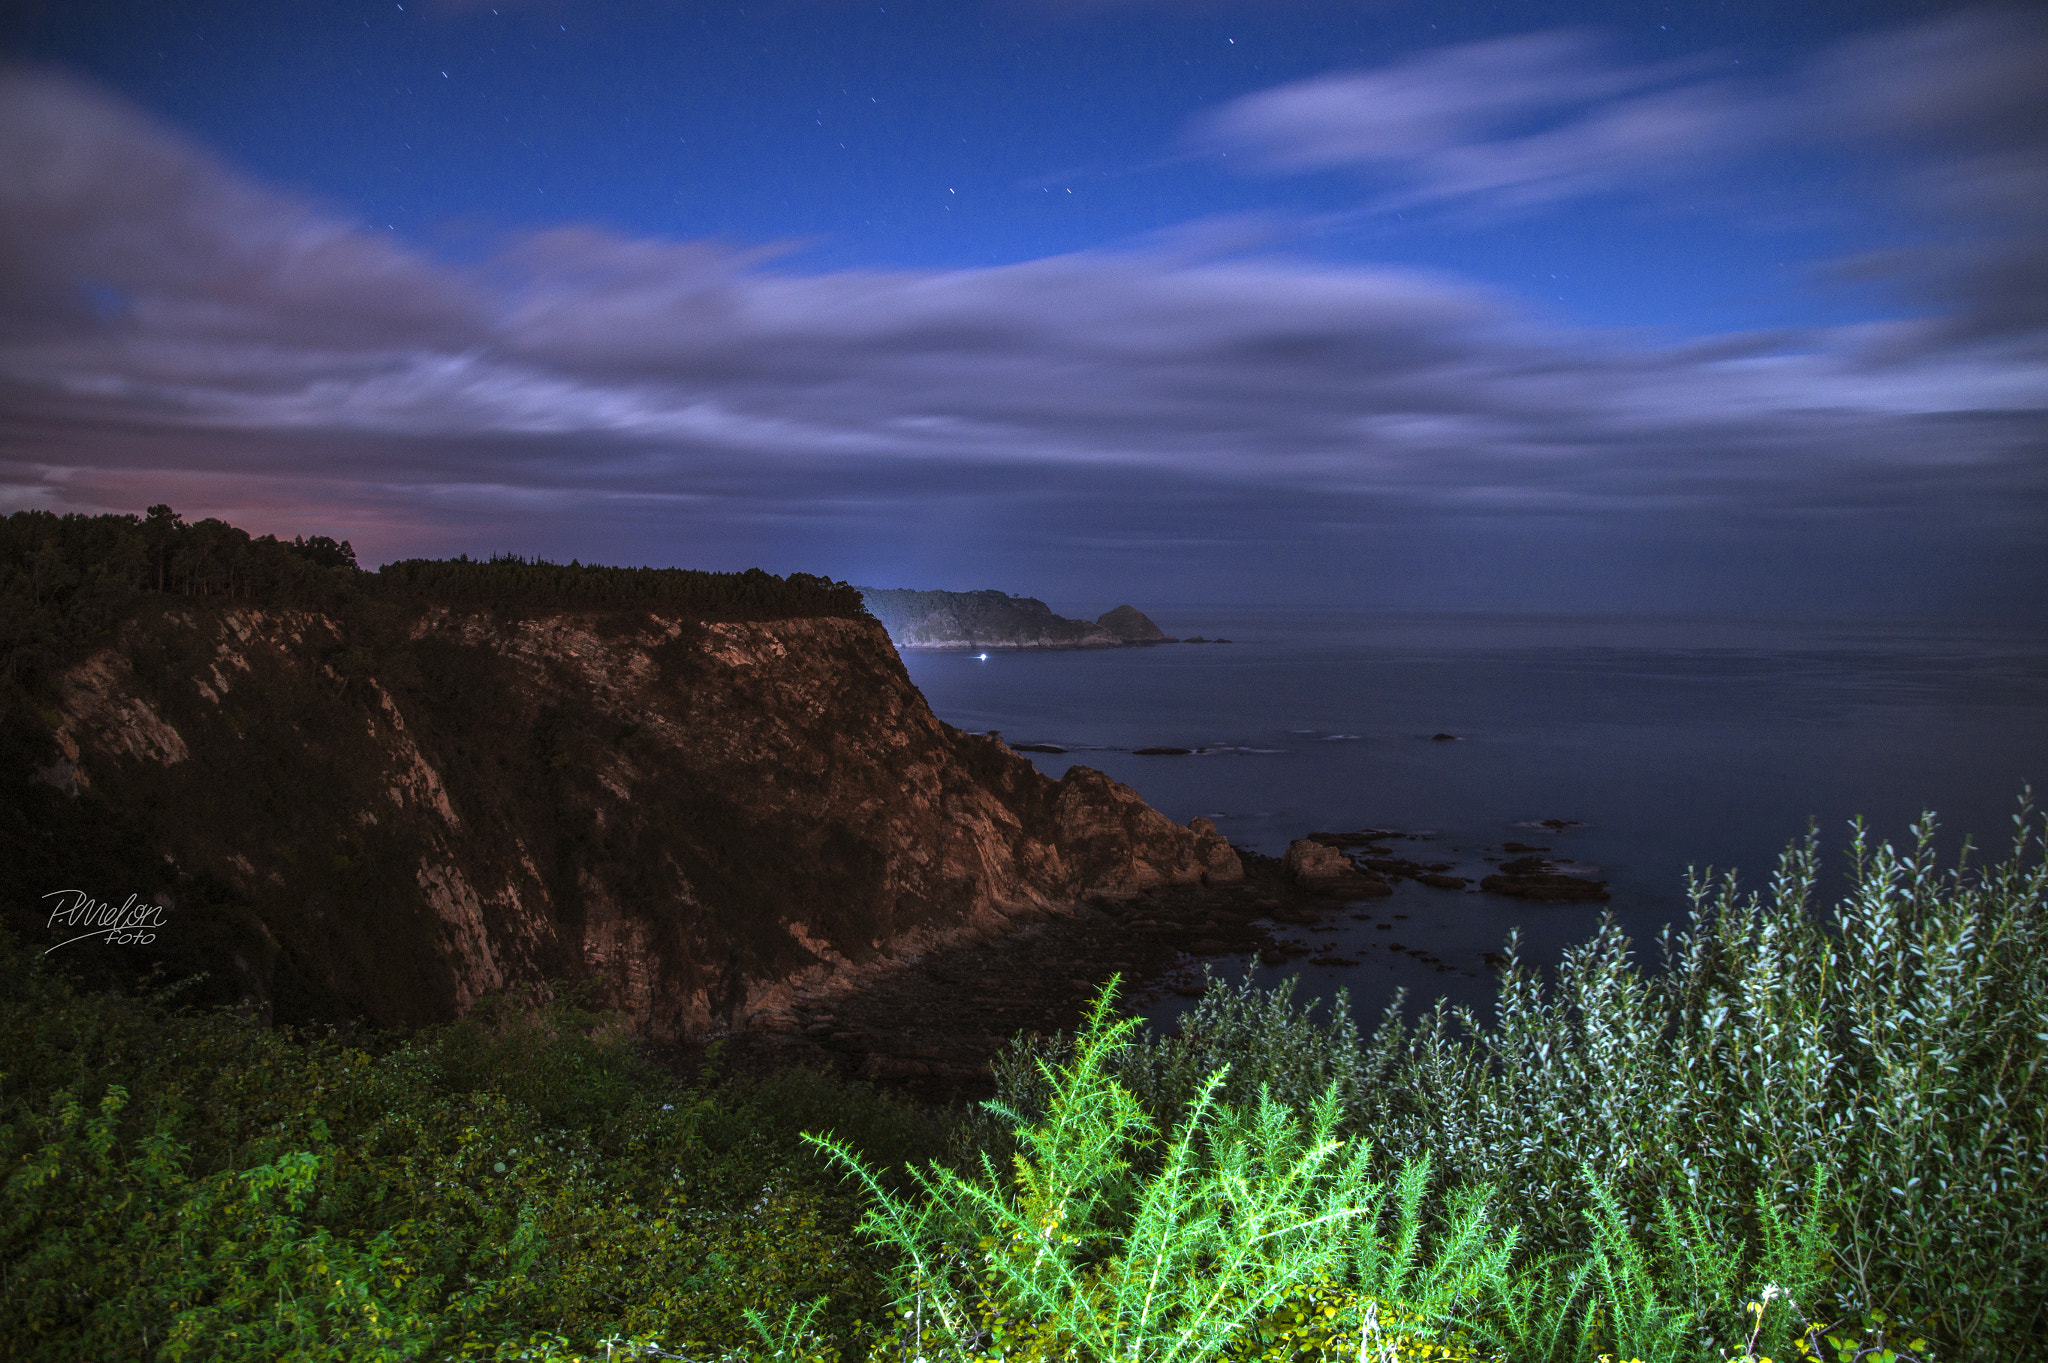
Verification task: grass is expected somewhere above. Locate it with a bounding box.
[1,803,2041,1361]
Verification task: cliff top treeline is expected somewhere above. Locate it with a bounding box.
[0,505,867,696]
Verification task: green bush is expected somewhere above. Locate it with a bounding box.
[987,805,2048,1361]
[5,802,2037,1362]
[817,989,1520,1363]
[0,946,932,1361]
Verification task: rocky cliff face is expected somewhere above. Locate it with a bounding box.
[8,603,1238,1040]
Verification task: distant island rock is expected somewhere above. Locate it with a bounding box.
[859,587,1129,650]
[1096,604,1175,643]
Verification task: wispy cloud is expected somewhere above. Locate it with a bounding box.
[0,12,2044,610]
[1804,8,2048,346]
[1188,31,1757,214]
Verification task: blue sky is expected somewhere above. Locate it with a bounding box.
[2,0,2043,612]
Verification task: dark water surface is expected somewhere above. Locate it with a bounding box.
[898,610,2048,1028]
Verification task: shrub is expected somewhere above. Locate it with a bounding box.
[6,800,2038,1361]
[0,946,924,1361]
[816,989,1520,1363]
[989,804,2048,1361]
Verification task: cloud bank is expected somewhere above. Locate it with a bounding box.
[1,10,2043,611]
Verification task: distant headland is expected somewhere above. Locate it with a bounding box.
[857,588,1225,650]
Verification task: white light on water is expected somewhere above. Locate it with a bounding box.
[976,652,989,661]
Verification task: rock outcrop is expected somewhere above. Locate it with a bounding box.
[1479,855,1610,902]
[1096,604,1174,643]
[6,603,1240,1041]
[1281,839,1392,896]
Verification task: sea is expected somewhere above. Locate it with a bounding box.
[896,609,2048,1032]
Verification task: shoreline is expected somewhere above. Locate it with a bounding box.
[692,847,1489,1104]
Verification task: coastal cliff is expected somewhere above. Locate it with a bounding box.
[4,593,1239,1041]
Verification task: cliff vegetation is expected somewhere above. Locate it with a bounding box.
[4,808,2039,1361]
[1,505,863,699]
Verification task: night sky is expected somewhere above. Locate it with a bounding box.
[2,1,2043,613]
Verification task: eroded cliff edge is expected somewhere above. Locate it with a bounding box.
[7,603,1239,1041]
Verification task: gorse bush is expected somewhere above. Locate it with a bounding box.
[817,990,1522,1363]
[836,984,1858,1363]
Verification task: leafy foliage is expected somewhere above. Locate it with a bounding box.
[0,939,942,1361]
[3,743,2036,1362]
[819,988,1519,1363]
[990,804,2048,1361]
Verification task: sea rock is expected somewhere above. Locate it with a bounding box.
[1304,830,1397,849]
[1096,604,1174,643]
[1282,839,1392,896]
[1479,854,1610,902]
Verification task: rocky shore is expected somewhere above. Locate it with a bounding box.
[699,825,1612,1103]
[702,850,1304,1102]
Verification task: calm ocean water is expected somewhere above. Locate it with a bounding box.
[898,610,2048,1028]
